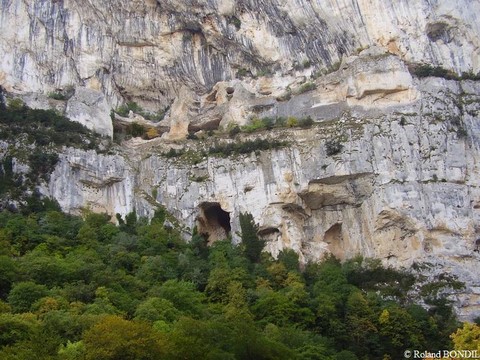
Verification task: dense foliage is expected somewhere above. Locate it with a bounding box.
[0,203,467,359]
[0,97,102,150]
[0,93,109,209]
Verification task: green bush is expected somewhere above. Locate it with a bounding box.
[47,87,74,101]
[298,116,314,128]
[115,102,167,122]
[228,126,241,138]
[0,104,102,150]
[164,148,184,158]
[186,132,198,140]
[28,152,59,182]
[461,71,480,81]
[413,64,458,80]
[125,122,146,138]
[242,118,265,133]
[236,68,250,79]
[325,139,343,156]
[286,117,298,127]
[413,64,480,81]
[255,68,273,78]
[48,92,68,101]
[115,102,142,117]
[242,117,275,133]
[234,116,314,134]
[275,116,287,127]
[7,98,25,110]
[296,82,317,94]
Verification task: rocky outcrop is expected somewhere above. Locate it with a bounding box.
[1,0,479,136]
[45,63,480,318]
[65,87,113,136]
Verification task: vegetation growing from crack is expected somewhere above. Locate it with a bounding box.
[163,138,289,161]
[47,86,75,101]
[411,64,480,81]
[325,138,344,156]
[228,116,314,137]
[295,81,317,94]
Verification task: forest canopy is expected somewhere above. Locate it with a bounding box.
[0,203,472,359]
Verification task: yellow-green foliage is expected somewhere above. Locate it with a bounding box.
[451,322,480,351]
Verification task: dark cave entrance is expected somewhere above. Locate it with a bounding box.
[197,202,231,245]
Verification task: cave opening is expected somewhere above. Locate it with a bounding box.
[197,202,231,245]
[324,223,344,260]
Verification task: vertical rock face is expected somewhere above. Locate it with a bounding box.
[1,0,479,135]
[2,0,480,318]
[46,60,480,318]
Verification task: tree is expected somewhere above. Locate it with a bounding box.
[58,340,86,360]
[344,291,378,355]
[205,266,250,303]
[239,212,264,263]
[252,288,314,328]
[378,306,421,357]
[134,297,180,323]
[0,313,39,346]
[8,281,49,313]
[451,322,480,351]
[83,315,167,360]
[0,255,18,298]
[151,279,205,318]
[278,249,300,272]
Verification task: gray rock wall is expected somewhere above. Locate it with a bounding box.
[1,0,480,135]
[46,68,480,318]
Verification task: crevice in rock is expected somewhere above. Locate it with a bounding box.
[196,202,231,245]
[188,117,222,132]
[205,90,217,102]
[258,227,280,237]
[258,227,281,247]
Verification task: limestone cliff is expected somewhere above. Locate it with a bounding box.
[1,0,479,135]
[2,0,480,319]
